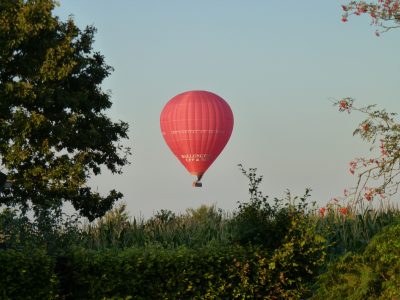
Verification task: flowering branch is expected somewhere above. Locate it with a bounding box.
[341,0,400,35]
[333,98,400,207]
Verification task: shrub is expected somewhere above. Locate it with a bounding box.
[54,238,325,300]
[261,197,326,298]
[229,165,284,248]
[229,165,327,297]
[312,221,400,299]
[363,221,400,299]
[0,249,57,300]
[55,245,260,299]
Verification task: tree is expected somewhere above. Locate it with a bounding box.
[0,0,131,221]
[341,0,400,35]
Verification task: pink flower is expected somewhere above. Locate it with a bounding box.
[341,17,348,22]
[392,1,399,11]
[364,188,375,201]
[339,100,347,108]
[357,5,368,13]
[349,160,357,175]
[360,123,369,132]
[380,141,388,157]
[338,99,352,112]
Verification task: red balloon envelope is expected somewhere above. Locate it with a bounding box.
[160,90,234,187]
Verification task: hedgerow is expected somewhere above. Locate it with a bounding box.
[0,248,57,300]
[312,221,400,299]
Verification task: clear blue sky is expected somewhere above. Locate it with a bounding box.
[55,1,399,218]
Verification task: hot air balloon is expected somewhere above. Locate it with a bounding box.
[160,90,234,187]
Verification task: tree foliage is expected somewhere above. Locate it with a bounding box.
[0,0,130,221]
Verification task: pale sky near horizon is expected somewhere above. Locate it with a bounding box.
[54,1,400,219]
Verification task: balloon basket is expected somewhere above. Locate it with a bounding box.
[192,181,202,188]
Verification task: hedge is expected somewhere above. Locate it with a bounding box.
[0,240,324,299]
[312,222,400,299]
[0,248,57,300]
[55,246,283,299]
[0,209,326,299]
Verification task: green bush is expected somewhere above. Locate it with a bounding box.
[55,214,325,299]
[55,245,259,299]
[312,221,400,299]
[229,165,288,249]
[0,249,57,300]
[266,211,326,299]
[363,222,400,299]
[230,166,319,249]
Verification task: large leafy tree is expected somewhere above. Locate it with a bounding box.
[0,0,130,221]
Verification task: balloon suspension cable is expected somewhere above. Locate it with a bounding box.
[192,175,203,188]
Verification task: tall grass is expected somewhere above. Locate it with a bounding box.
[1,165,399,256]
[2,200,398,258]
[81,203,236,249]
[316,205,400,260]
